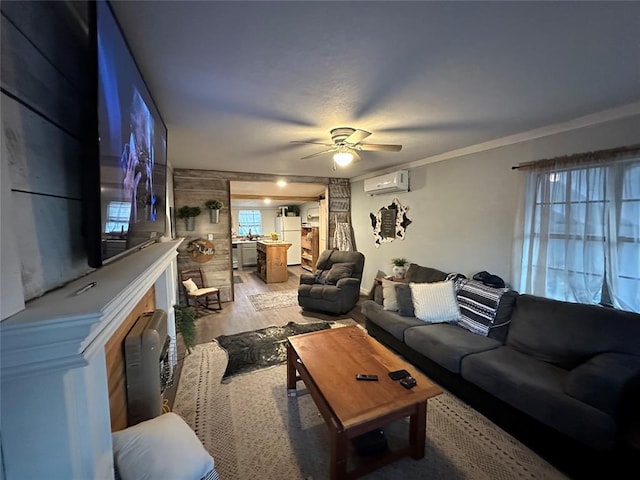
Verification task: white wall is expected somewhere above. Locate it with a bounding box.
[351,114,640,293]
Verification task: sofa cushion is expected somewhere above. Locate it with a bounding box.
[507,294,640,369]
[564,352,640,416]
[395,284,415,317]
[455,279,516,341]
[410,281,460,323]
[405,264,448,284]
[404,324,501,373]
[381,279,399,311]
[361,300,424,341]
[461,346,617,450]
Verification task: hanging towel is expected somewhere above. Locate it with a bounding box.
[334,216,353,251]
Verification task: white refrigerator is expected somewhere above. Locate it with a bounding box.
[275,216,301,265]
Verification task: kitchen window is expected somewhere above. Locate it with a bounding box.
[237,210,262,236]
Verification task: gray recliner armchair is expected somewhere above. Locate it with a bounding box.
[298,250,365,315]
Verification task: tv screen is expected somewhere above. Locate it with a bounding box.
[87,0,167,268]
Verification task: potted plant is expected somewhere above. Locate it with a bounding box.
[268,231,279,241]
[391,257,409,279]
[174,304,197,353]
[176,205,201,231]
[204,199,223,224]
[287,205,300,217]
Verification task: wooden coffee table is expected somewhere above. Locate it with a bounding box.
[286,325,442,479]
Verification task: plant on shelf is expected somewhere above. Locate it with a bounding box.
[391,257,409,279]
[286,205,300,217]
[176,205,201,231]
[174,304,197,353]
[204,199,223,223]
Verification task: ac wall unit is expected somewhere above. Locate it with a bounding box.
[363,170,409,195]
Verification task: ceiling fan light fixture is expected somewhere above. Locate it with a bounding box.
[333,150,354,167]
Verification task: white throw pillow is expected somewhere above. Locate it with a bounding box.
[112,412,214,480]
[182,278,198,293]
[410,281,461,323]
[381,279,399,311]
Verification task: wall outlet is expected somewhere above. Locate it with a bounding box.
[207,233,214,241]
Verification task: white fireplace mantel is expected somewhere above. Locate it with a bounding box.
[0,239,183,480]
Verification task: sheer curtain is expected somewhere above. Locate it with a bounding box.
[607,160,640,311]
[513,147,640,312]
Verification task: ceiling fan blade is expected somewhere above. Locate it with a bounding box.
[344,129,372,145]
[358,143,403,152]
[290,141,334,147]
[300,148,335,160]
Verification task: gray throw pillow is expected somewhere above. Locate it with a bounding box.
[396,284,415,317]
[405,264,448,284]
[325,262,355,284]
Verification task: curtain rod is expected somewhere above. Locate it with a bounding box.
[511,144,640,170]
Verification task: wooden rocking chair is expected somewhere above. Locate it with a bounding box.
[180,268,222,313]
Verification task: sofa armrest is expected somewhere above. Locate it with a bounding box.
[300,273,316,285]
[564,352,640,417]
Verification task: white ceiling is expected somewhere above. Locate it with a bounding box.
[111,0,640,188]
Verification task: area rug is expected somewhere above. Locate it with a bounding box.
[247,290,298,311]
[216,320,352,379]
[173,343,567,480]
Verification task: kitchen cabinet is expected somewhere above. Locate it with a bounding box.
[300,226,319,272]
[232,240,257,270]
[256,241,292,283]
[242,242,257,266]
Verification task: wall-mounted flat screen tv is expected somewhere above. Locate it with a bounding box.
[86,0,167,268]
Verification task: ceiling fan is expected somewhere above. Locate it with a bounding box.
[291,127,402,169]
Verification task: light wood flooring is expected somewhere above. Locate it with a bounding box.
[165,265,368,406]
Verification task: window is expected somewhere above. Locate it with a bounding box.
[105,201,131,234]
[515,149,639,313]
[237,210,262,236]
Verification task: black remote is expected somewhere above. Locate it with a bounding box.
[400,376,417,389]
[356,374,379,381]
[388,369,410,381]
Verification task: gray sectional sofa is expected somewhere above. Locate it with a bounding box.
[362,264,640,476]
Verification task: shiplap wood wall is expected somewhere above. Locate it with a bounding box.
[1,1,92,315]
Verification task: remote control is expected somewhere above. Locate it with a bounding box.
[388,369,410,381]
[355,374,379,381]
[400,376,417,389]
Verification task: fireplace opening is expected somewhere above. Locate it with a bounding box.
[124,309,174,426]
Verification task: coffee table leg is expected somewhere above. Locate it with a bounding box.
[329,427,348,480]
[409,400,427,459]
[286,341,297,396]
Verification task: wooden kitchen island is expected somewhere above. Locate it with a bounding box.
[256,241,292,283]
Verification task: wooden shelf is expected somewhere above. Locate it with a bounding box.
[301,226,319,273]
